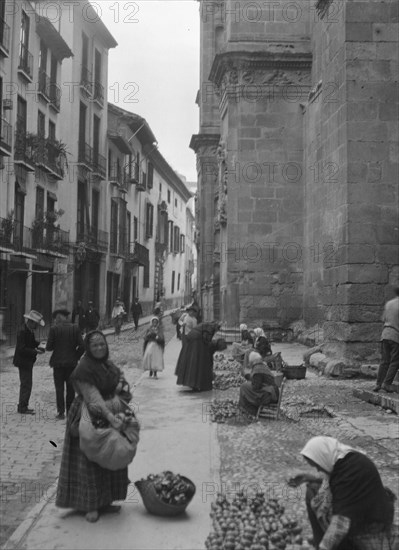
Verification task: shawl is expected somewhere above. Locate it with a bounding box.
[300,436,354,474]
[143,317,165,352]
[251,362,277,388]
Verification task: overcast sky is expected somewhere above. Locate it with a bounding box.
[99,1,200,182]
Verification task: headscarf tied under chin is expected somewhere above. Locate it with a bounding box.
[253,327,265,338]
[300,436,354,474]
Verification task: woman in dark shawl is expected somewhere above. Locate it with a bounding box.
[238,361,279,415]
[175,322,224,391]
[288,436,396,550]
[56,330,132,523]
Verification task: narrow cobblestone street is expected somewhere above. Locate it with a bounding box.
[1,331,398,549]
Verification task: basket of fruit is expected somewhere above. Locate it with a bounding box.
[282,364,307,380]
[135,471,196,517]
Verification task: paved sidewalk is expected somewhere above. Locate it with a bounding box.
[3,337,220,550]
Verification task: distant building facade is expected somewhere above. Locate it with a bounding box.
[190,0,399,364]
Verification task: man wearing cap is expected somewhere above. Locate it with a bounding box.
[13,310,46,415]
[46,309,84,419]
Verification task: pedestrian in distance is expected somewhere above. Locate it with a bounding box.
[131,296,143,331]
[111,299,125,340]
[46,309,84,420]
[13,310,46,415]
[142,316,165,379]
[56,330,137,523]
[287,436,396,550]
[373,286,399,393]
[72,300,86,334]
[85,301,100,333]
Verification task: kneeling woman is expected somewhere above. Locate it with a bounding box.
[288,436,396,550]
[239,361,279,416]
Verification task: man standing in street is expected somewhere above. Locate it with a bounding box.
[46,309,84,419]
[71,299,85,334]
[85,301,100,332]
[373,287,399,393]
[131,296,143,331]
[13,310,46,415]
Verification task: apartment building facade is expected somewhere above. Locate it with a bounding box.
[0,0,195,339]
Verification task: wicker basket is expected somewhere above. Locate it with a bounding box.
[282,364,307,380]
[135,476,196,517]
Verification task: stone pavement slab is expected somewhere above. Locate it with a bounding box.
[3,337,220,550]
[353,388,399,414]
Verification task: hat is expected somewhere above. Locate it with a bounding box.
[52,309,70,319]
[23,310,45,327]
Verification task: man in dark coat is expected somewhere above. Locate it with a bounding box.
[131,297,143,331]
[175,322,225,392]
[84,301,100,332]
[13,310,45,414]
[71,300,86,333]
[46,309,84,419]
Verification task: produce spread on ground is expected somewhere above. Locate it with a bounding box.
[205,492,310,550]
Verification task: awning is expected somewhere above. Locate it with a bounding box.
[36,16,73,61]
[47,191,58,201]
[16,179,27,195]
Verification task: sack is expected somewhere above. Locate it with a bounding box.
[79,401,140,471]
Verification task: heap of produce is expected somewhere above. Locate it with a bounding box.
[214,354,242,373]
[205,492,306,550]
[139,471,195,506]
[213,372,246,390]
[209,399,242,423]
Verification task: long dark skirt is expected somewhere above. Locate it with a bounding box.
[175,338,213,391]
[56,397,130,512]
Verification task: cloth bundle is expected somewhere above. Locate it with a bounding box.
[79,396,140,471]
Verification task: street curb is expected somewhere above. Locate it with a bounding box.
[2,485,58,550]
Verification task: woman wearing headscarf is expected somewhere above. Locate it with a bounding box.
[142,316,165,378]
[241,335,273,379]
[56,330,135,523]
[253,327,266,348]
[287,436,396,550]
[239,360,279,415]
[175,321,225,392]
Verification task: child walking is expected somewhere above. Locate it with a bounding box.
[142,317,165,378]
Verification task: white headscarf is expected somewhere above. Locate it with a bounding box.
[300,436,354,474]
[253,327,265,338]
[240,323,247,332]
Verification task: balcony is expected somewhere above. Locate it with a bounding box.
[49,82,61,112]
[126,241,149,267]
[31,224,69,255]
[80,65,92,98]
[78,142,93,170]
[0,118,12,156]
[36,137,66,180]
[92,151,106,179]
[76,223,108,252]
[136,171,146,192]
[0,17,10,56]
[18,43,33,81]
[109,166,128,193]
[0,220,33,254]
[38,70,51,102]
[93,80,104,107]
[14,124,36,171]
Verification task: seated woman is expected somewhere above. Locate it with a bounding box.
[287,436,396,550]
[239,361,279,416]
[241,336,273,378]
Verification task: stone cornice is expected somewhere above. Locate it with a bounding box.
[209,50,312,88]
[189,133,221,154]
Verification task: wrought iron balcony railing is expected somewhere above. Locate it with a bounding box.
[0,219,33,253]
[127,241,149,267]
[0,17,10,55]
[18,43,33,79]
[36,137,65,180]
[93,80,104,106]
[78,142,93,169]
[0,118,12,154]
[92,151,106,178]
[49,82,61,111]
[31,224,69,254]
[38,70,51,101]
[80,65,92,95]
[14,122,36,170]
[76,223,108,252]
